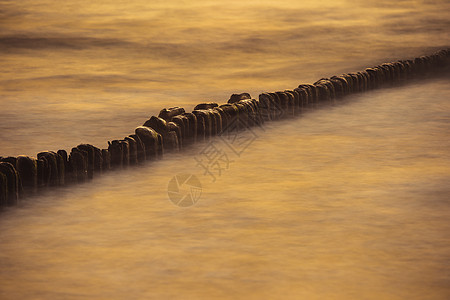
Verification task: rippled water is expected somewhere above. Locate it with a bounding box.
[1,0,450,299]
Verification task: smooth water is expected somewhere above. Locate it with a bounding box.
[1,0,450,299]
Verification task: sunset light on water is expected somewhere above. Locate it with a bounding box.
[0,1,449,299]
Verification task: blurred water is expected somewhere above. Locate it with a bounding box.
[1,0,449,156]
[0,0,450,299]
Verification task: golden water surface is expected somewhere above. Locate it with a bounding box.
[0,0,449,299]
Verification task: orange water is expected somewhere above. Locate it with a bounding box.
[1,1,450,299]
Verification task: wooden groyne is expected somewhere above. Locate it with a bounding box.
[1,49,449,208]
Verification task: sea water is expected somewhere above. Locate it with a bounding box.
[0,0,449,299]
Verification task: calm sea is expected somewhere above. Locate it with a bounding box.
[0,0,449,299]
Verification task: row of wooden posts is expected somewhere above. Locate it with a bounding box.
[1,49,449,208]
